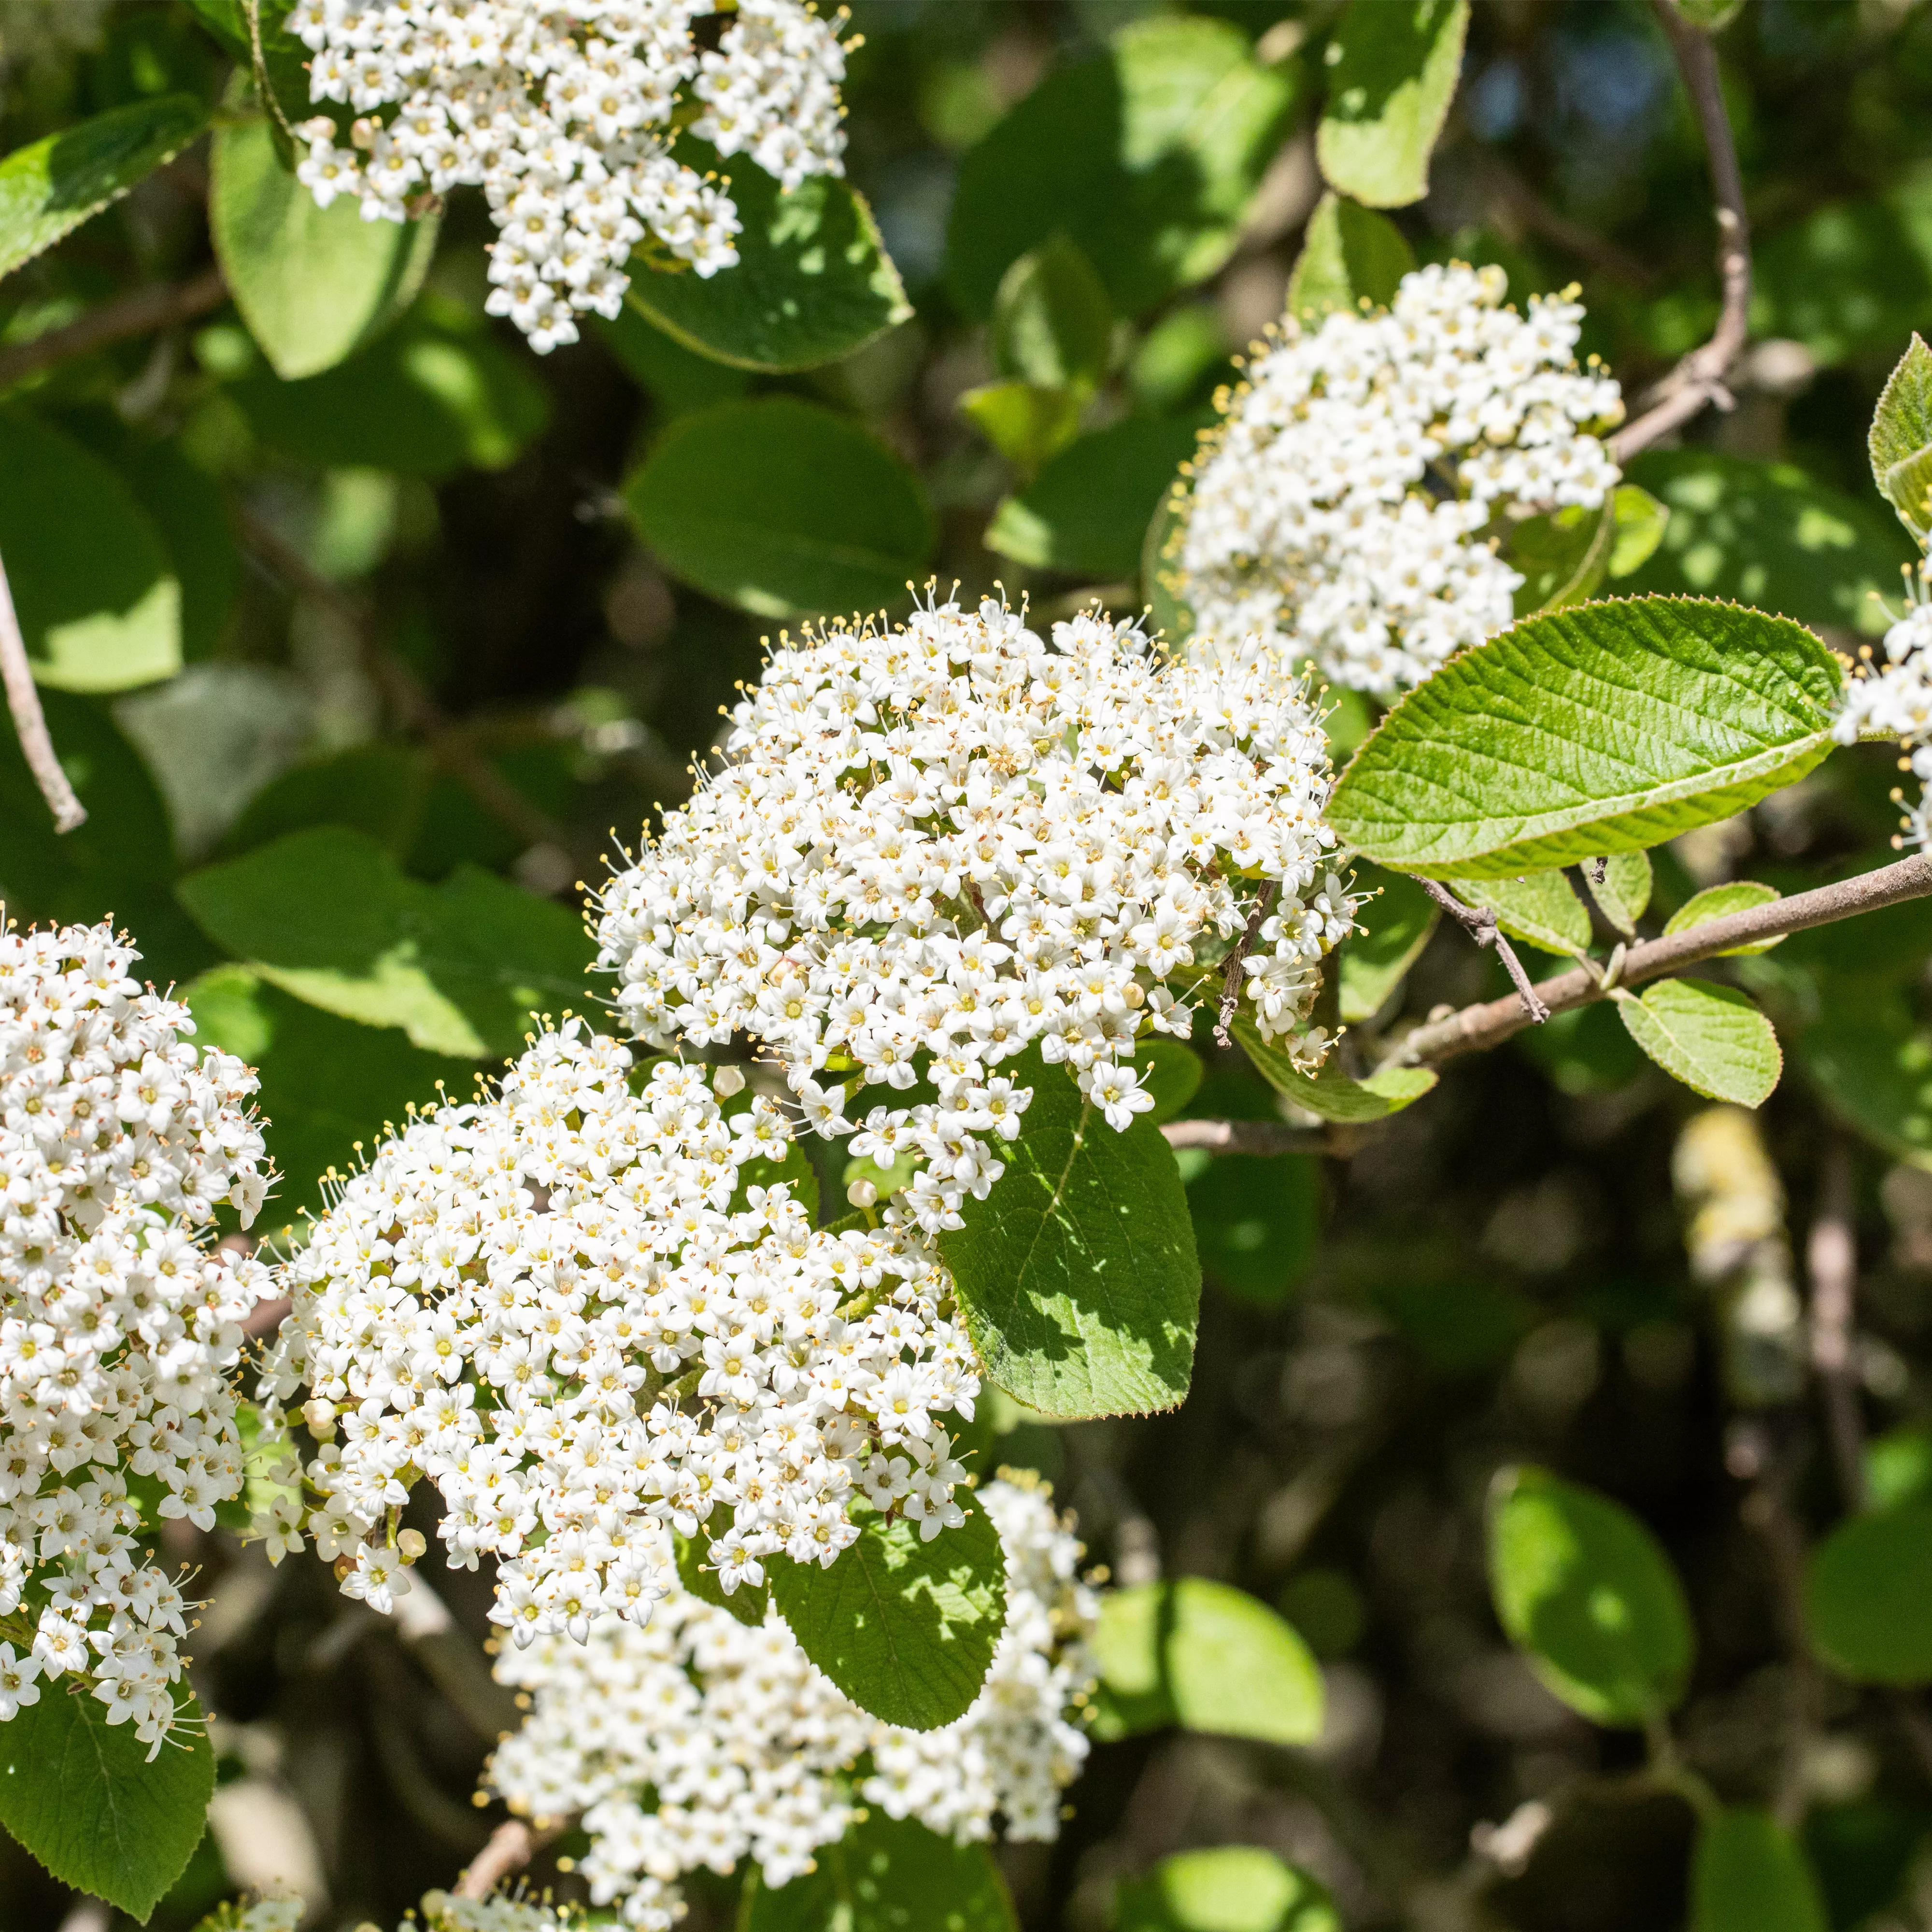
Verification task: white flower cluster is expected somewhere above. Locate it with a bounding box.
[0,921,275,1750]
[1175,263,1624,699]
[487,1475,1096,1930]
[595,598,1350,1236]
[256,1023,981,1643]
[284,0,849,352]
[1833,559,1932,846]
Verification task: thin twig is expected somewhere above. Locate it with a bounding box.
[1161,1118,1328,1156]
[0,265,227,394]
[1214,881,1278,1046]
[236,507,573,859]
[454,1818,564,1901]
[1468,149,1657,288]
[1807,1138,1869,1513]
[0,541,86,832]
[1386,852,1932,1069]
[1608,4,1752,462]
[1416,878,1549,1025]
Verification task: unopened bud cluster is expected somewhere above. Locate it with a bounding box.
[255,1023,980,1644]
[285,0,850,352]
[1175,263,1624,699]
[487,1475,1096,1929]
[595,598,1351,1235]
[0,921,276,1750]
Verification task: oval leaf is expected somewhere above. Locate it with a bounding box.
[1584,850,1653,938]
[741,1815,1017,1932]
[1805,1501,1932,1684]
[1442,870,1590,957]
[0,408,181,693]
[768,1497,1007,1731]
[986,414,1205,581]
[1233,1015,1436,1122]
[1690,1808,1830,1932]
[1286,190,1416,322]
[1090,1577,1324,1747]
[1663,879,1784,956]
[210,114,439,380]
[1871,333,1932,540]
[1116,1847,1340,1932]
[625,397,935,619]
[937,1053,1200,1419]
[0,94,207,281]
[1338,866,1439,1023]
[1327,597,1844,879]
[1315,0,1470,210]
[1614,979,1782,1107]
[625,137,910,373]
[1487,1465,1695,1727]
[947,17,1298,319]
[990,236,1113,391]
[0,1685,215,1919]
[177,825,596,1058]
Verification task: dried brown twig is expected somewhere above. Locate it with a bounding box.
[1416,877,1550,1025]
[0,541,86,833]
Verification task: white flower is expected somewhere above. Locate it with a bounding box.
[286,0,850,352]
[1834,561,1932,845]
[1174,263,1625,700]
[486,1475,1098,1931]
[0,920,277,1750]
[1081,1062,1153,1132]
[256,1024,980,1645]
[595,597,1351,1234]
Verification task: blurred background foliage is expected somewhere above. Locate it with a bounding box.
[13,0,1932,1928]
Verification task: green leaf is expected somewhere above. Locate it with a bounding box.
[1614,980,1782,1107]
[957,381,1086,475]
[1622,451,1913,641]
[625,137,910,373]
[1285,190,1415,322]
[624,398,935,620]
[985,414,1204,581]
[1507,501,1614,617]
[990,236,1113,391]
[176,825,597,1058]
[1139,1036,1204,1125]
[1584,850,1653,938]
[1326,597,1844,879]
[1802,1004,1932,1169]
[0,408,181,692]
[1487,1465,1695,1727]
[210,113,439,381]
[0,94,208,281]
[1338,866,1438,1023]
[120,440,241,663]
[1607,484,1670,579]
[1690,1808,1830,1932]
[1867,1423,1932,1512]
[1233,1015,1437,1122]
[938,1051,1199,1419]
[1662,879,1783,955]
[767,1497,1007,1730]
[1142,483,1195,648]
[739,1815,1017,1932]
[597,303,753,415]
[0,1685,215,1920]
[181,964,474,1223]
[1805,1501,1932,1684]
[947,17,1300,319]
[231,300,551,478]
[1090,1577,1324,1746]
[1315,0,1470,209]
[1870,333,1932,540]
[676,1531,768,1630]
[1114,1848,1340,1932]
[1440,870,1590,957]
[1187,1152,1320,1306]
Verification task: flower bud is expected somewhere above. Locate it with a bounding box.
[712,1064,747,1098]
[302,1397,337,1437]
[397,1528,427,1564]
[846,1176,879,1209]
